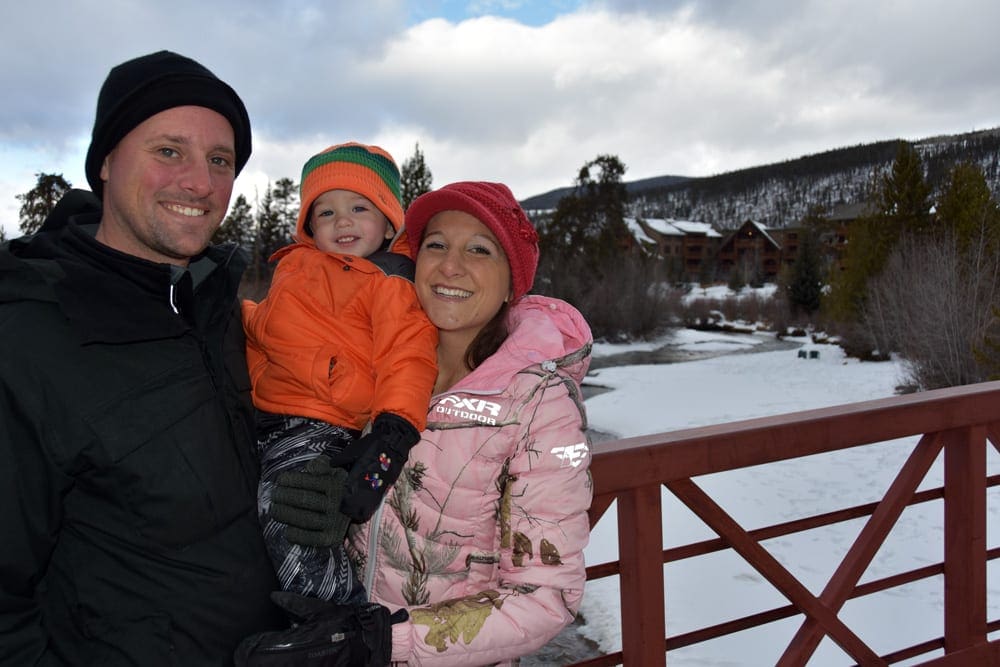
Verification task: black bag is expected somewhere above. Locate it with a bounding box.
[235,592,395,666]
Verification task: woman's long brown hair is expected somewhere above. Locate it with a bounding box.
[464,301,510,371]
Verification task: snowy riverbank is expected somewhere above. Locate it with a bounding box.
[526,328,999,666]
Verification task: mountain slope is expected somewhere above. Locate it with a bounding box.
[520,174,691,211]
[523,128,1000,230]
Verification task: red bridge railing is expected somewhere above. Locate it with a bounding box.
[574,380,1000,666]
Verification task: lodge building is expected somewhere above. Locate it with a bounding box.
[625,201,869,283]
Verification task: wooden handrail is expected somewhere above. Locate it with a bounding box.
[577,380,1000,666]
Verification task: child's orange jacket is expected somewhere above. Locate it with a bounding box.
[242,241,437,432]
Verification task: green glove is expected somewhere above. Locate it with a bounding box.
[271,455,351,548]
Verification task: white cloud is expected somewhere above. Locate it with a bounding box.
[3,0,999,238]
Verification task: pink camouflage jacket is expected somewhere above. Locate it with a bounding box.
[346,295,594,666]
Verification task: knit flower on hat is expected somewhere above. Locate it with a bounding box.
[514,213,539,244]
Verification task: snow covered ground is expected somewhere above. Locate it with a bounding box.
[578,328,1000,666]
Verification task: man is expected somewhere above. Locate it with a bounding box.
[0,51,282,665]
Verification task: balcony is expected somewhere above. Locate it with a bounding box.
[571,381,1000,665]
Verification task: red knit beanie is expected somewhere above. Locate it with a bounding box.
[405,182,539,300]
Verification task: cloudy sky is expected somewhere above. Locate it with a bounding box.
[2,0,999,238]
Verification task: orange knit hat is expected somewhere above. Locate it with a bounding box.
[296,142,404,242]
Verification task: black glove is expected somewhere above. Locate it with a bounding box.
[341,413,420,522]
[234,591,406,667]
[271,455,351,548]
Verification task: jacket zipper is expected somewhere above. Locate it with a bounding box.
[168,283,179,314]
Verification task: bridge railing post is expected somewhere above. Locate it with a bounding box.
[617,483,666,666]
[943,425,988,651]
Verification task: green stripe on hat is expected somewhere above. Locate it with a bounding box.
[301,144,401,203]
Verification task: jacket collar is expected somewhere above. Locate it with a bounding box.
[452,295,593,394]
[11,212,235,344]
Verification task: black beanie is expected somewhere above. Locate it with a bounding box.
[84,50,252,198]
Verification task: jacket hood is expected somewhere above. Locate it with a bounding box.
[461,294,592,392]
[0,189,104,305]
[0,242,60,305]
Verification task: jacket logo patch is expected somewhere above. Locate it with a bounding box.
[435,395,502,425]
[550,442,589,468]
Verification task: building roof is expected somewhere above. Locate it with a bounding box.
[628,217,722,238]
[636,218,684,236]
[827,201,876,222]
[719,219,782,250]
[624,218,658,244]
[670,220,722,238]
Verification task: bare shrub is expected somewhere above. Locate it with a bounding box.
[679,289,791,332]
[760,292,794,332]
[861,232,1000,388]
[827,318,890,362]
[535,253,679,341]
[684,298,727,328]
[733,292,776,326]
[719,296,742,322]
[680,297,717,328]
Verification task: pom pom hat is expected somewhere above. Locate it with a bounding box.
[405,182,539,301]
[85,50,252,198]
[296,143,404,242]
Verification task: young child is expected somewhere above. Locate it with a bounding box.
[242,142,437,604]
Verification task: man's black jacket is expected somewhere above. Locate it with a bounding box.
[0,191,282,665]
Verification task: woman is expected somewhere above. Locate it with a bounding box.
[272,181,593,666]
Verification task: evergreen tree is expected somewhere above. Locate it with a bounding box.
[697,257,715,287]
[539,154,632,268]
[871,141,933,238]
[535,155,668,340]
[16,172,71,235]
[251,186,281,284]
[213,193,253,247]
[270,177,298,246]
[935,161,1000,252]
[785,218,824,317]
[828,142,932,321]
[727,263,746,292]
[400,142,433,210]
